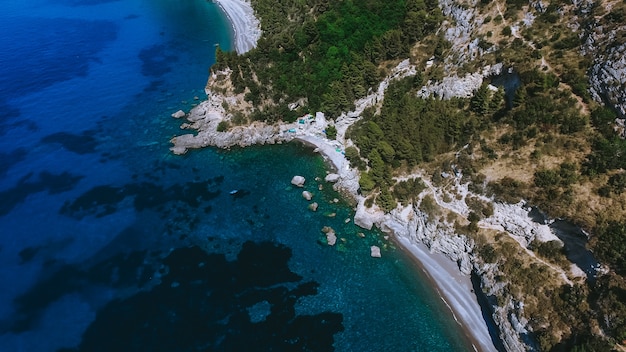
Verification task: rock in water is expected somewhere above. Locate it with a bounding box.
[308,202,319,212]
[302,191,313,201]
[321,226,337,246]
[370,246,381,258]
[325,173,340,183]
[171,110,186,118]
[291,175,305,187]
[326,232,337,246]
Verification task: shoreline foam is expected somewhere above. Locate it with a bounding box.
[213,0,261,54]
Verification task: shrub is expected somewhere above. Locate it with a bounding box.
[216,120,230,132]
[325,125,337,140]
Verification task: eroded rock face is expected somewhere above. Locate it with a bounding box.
[353,199,384,230]
[588,43,626,118]
[291,176,305,187]
[581,0,626,118]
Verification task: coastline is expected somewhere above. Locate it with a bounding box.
[173,6,498,351]
[290,136,497,352]
[172,99,498,352]
[213,0,261,54]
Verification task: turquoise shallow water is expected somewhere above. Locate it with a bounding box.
[0,0,474,350]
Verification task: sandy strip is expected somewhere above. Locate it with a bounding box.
[396,237,497,352]
[291,134,497,351]
[294,135,348,173]
[213,0,261,54]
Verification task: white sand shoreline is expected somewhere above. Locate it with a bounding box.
[171,104,498,351]
[292,135,497,352]
[174,10,497,349]
[213,0,261,54]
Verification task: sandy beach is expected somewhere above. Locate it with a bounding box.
[181,5,499,350]
[213,0,261,54]
[301,136,497,352]
[396,238,497,352]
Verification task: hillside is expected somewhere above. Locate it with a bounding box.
[180,0,626,350]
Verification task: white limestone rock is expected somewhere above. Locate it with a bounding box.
[302,191,313,201]
[171,110,186,119]
[291,176,305,187]
[370,245,381,258]
[322,226,337,246]
[308,202,319,212]
[325,173,340,183]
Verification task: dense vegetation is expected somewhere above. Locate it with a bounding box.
[214,0,443,121]
[210,0,626,349]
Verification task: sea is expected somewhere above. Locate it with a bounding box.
[0,0,474,350]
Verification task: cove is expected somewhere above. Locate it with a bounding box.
[0,0,475,350]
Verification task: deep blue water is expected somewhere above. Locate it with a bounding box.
[0,0,474,350]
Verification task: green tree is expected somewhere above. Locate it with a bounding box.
[377,141,396,162]
[359,172,376,192]
[325,125,337,139]
[471,83,490,115]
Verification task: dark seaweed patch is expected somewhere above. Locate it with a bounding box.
[143,80,165,93]
[0,100,25,137]
[41,130,99,155]
[0,148,27,178]
[63,242,343,352]
[18,246,41,264]
[60,177,224,219]
[7,249,154,333]
[138,44,179,77]
[0,172,84,217]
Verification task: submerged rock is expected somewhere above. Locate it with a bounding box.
[291,175,305,187]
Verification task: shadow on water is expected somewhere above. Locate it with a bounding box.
[529,208,599,283]
[471,273,507,352]
[550,220,600,283]
[490,69,522,109]
[0,172,84,216]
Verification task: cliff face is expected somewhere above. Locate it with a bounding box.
[575,0,626,118]
[364,198,534,351]
[169,0,626,348]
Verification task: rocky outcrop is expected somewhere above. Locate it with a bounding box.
[322,226,337,246]
[171,110,186,118]
[481,201,560,248]
[302,191,313,200]
[475,263,537,352]
[325,173,340,183]
[370,246,381,258]
[581,0,626,118]
[588,42,626,118]
[291,176,305,187]
[417,64,503,100]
